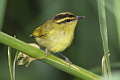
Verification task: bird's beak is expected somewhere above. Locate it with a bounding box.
[76,16,85,20]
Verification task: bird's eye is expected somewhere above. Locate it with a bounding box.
[66,19,71,22]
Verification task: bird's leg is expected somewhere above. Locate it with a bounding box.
[57,53,72,65]
[45,49,51,56]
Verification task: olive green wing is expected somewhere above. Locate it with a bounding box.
[30,21,52,38]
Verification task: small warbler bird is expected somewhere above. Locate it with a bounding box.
[30,12,85,62]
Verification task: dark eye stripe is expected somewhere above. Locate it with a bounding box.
[53,14,75,20]
[57,19,75,24]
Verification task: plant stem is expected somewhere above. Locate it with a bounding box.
[8,47,14,80]
[114,0,120,49]
[0,31,102,80]
[97,0,111,78]
[0,0,7,30]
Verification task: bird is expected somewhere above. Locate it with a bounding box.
[30,12,85,63]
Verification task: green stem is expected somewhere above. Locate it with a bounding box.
[114,0,120,49]
[0,31,102,80]
[0,0,7,30]
[97,0,111,78]
[8,47,14,80]
[13,51,19,80]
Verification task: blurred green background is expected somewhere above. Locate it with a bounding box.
[0,0,120,80]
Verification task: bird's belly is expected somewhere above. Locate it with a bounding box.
[48,35,73,52]
[36,32,74,53]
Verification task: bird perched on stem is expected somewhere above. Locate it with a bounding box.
[30,12,85,63]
